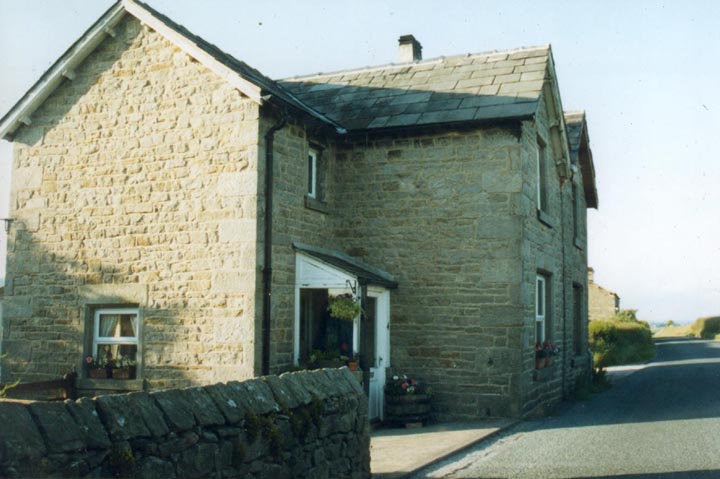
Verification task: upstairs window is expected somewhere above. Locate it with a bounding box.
[536,274,551,343]
[308,148,318,199]
[572,182,579,240]
[536,137,548,213]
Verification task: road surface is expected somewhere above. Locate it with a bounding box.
[414,338,720,479]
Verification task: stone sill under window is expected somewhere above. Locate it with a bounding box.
[76,378,145,392]
[537,209,554,228]
[304,195,329,214]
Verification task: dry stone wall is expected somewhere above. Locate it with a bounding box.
[0,368,370,479]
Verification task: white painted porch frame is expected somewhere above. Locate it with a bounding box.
[294,253,361,365]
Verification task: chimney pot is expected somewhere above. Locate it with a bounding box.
[398,34,422,63]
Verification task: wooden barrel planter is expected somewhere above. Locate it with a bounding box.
[385,394,431,427]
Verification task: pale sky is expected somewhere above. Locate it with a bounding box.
[1,0,719,324]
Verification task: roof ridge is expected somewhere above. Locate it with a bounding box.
[281,44,551,82]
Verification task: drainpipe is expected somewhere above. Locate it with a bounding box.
[261,109,287,376]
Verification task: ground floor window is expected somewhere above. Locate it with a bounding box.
[87,307,139,379]
[536,273,551,343]
[299,289,355,365]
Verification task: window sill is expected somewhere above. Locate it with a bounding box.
[537,209,554,228]
[304,195,329,214]
[574,237,584,250]
[76,378,145,392]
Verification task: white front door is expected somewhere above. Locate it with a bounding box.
[367,288,390,421]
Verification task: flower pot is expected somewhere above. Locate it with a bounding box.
[535,358,545,369]
[88,369,108,379]
[347,360,359,371]
[545,357,554,367]
[112,367,133,380]
[385,393,431,426]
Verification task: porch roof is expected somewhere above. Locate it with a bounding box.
[293,242,398,289]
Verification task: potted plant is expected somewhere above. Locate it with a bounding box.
[112,356,137,380]
[346,355,360,371]
[85,355,107,379]
[385,374,432,427]
[309,349,347,369]
[535,344,548,369]
[327,293,361,321]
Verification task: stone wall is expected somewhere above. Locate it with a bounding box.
[259,115,340,372]
[0,368,369,479]
[2,16,260,387]
[588,274,620,321]
[517,91,592,417]
[333,125,527,419]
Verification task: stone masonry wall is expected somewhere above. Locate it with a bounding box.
[2,16,260,387]
[333,125,526,419]
[0,368,370,479]
[588,280,619,321]
[258,115,339,372]
[518,93,592,417]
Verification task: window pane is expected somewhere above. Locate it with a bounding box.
[536,278,544,315]
[299,288,353,364]
[536,319,544,343]
[98,313,137,338]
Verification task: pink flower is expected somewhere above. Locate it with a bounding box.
[85,356,94,364]
[401,383,408,390]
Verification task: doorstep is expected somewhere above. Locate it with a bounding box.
[370,419,517,478]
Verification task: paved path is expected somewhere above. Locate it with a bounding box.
[371,419,515,478]
[412,338,720,478]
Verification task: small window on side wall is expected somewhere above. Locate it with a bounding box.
[536,274,551,343]
[308,148,318,199]
[536,137,548,214]
[87,307,139,380]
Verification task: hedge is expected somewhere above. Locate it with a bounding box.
[589,319,655,369]
[689,316,720,339]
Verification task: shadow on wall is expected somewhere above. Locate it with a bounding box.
[1,225,234,391]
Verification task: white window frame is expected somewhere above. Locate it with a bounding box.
[308,148,318,199]
[536,275,546,343]
[92,307,139,358]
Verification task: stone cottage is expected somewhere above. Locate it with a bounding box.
[588,267,620,321]
[0,0,598,419]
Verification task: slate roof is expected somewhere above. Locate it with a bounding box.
[280,45,550,131]
[293,242,398,289]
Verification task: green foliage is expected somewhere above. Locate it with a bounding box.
[327,294,361,321]
[244,413,260,443]
[259,415,283,459]
[689,316,720,339]
[107,443,135,478]
[612,309,639,322]
[589,319,655,368]
[574,368,612,400]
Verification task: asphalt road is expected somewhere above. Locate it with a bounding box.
[413,338,720,479]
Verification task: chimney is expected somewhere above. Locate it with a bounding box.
[398,35,422,63]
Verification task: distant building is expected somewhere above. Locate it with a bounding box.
[588,268,620,321]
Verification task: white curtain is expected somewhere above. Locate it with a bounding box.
[99,314,119,338]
